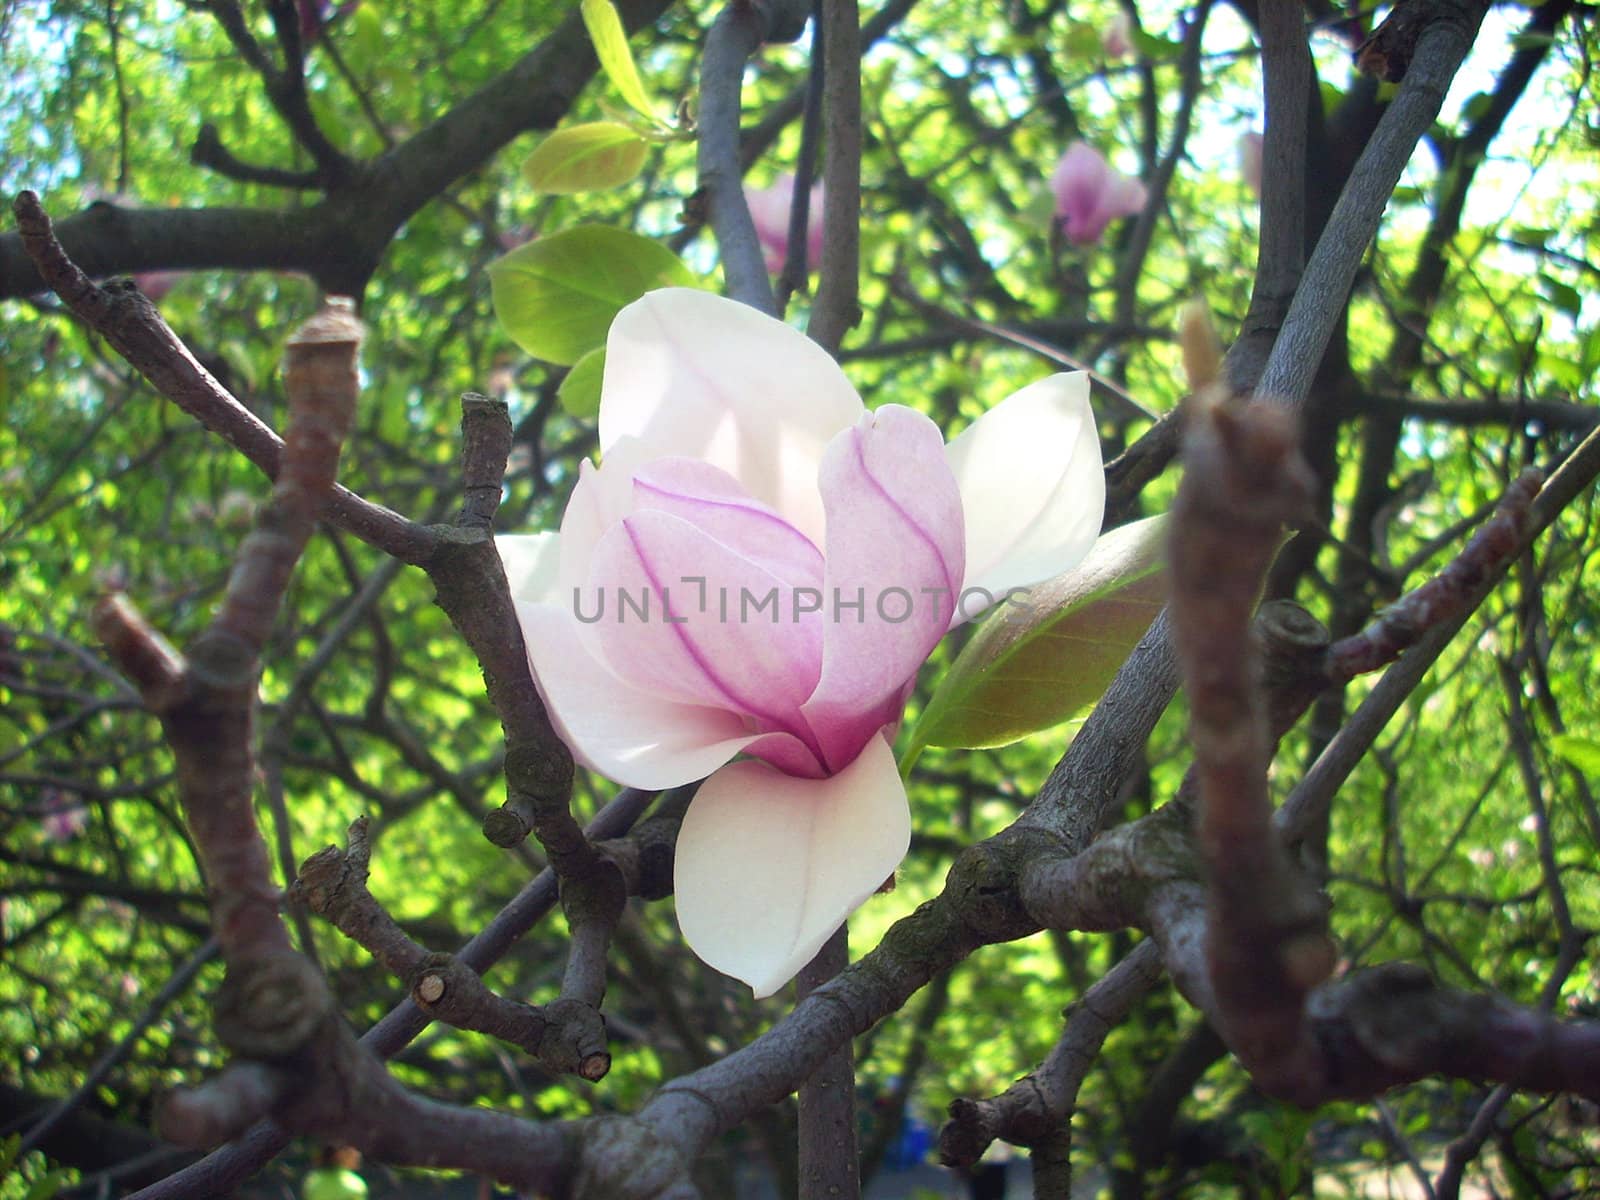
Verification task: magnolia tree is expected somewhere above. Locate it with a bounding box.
[3,0,1600,1197]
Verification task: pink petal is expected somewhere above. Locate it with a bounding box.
[1102,10,1133,58]
[744,175,826,274]
[1096,173,1149,226]
[586,509,826,745]
[945,373,1104,615]
[800,405,964,772]
[673,732,909,997]
[598,289,863,544]
[630,457,825,589]
[744,177,796,272]
[514,600,763,788]
[1051,142,1144,245]
[1051,142,1112,240]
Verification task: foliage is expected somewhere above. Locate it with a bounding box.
[2,0,1599,1196]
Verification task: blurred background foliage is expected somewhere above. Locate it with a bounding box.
[2,0,1599,1195]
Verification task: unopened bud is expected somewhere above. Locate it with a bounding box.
[1180,298,1223,391]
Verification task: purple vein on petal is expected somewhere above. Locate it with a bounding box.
[633,474,824,578]
[622,519,829,767]
[848,422,961,608]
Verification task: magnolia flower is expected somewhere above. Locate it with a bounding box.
[1239,131,1264,197]
[1102,10,1134,59]
[498,289,1103,996]
[1051,142,1148,246]
[743,174,825,274]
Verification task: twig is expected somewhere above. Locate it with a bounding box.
[1258,0,1490,404]
[777,3,825,310]
[189,122,324,189]
[807,0,862,352]
[1280,423,1600,845]
[10,192,435,562]
[697,3,787,314]
[1325,471,1541,681]
[123,786,654,1199]
[18,937,221,1156]
[938,940,1163,1170]
[293,817,608,1076]
[199,0,352,183]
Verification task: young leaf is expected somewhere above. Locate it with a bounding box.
[903,515,1168,762]
[523,123,649,194]
[557,347,606,419]
[488,225,697,365]
[1552,734,1600,777]
[580,0,657,122]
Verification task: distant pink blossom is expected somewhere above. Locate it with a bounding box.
[133,271,178,302]
[1239,131,1264,197]
[1050,142,1148,246]
[41,789,87,843]
[1102,10,1134,59]
[743,174,825,274]
[498,225,536,252]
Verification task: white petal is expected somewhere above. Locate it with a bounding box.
[497,532,561,604]
[598,288,864,543]
[945,372,1105,615]
[673,732,909,998]
[556,437,653,602]
[515,599,761,789]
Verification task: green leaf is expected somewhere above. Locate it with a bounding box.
[24,1169,72,1200]
[522,123,649,194]
[301,1168,369,1200]
[1461,91,1494,123]
[557,347,606,419]
[1540,275,1582,317]
[1131,29,1181,59]
[488,225,697,365]
[902,515,1168,764]
[580,0,656,121]
[1552,734,1600,777]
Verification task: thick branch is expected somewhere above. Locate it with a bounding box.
[11,192,434,562]
[0,0,676,299]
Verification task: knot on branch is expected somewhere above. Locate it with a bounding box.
[602,814,681,900]
[1256,600,1331,683]
[292,818,372,916]
[186,628,262,691]
[213,951,332,1060]
[563,855,628,927]
[939,1096,1022,1169]
[572,1116,697,1200]
[1305,962,1470,1098]
[506,740,579,803]
[540,997,611,1081]
[483,745,577,850]
[947,828,1061,943]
